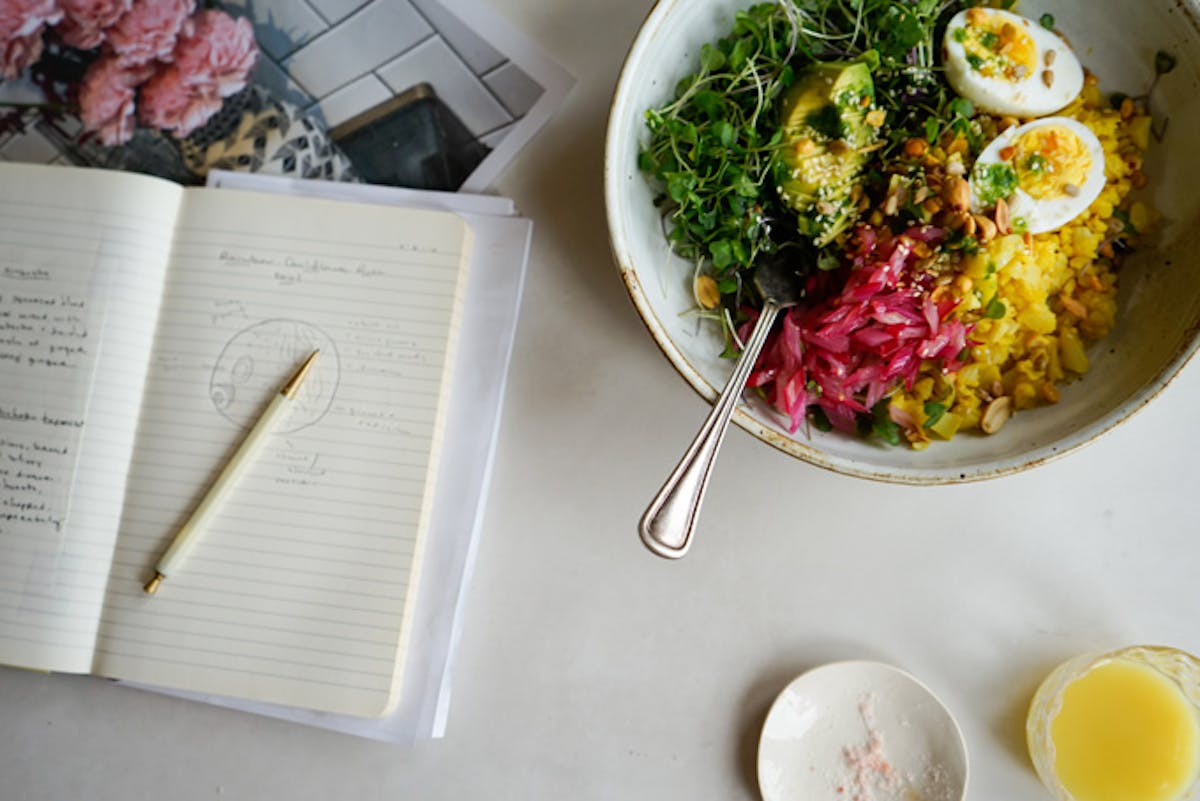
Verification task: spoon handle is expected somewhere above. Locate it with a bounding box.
[639,300,782,559]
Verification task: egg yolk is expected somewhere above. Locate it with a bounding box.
[952,8,1036,81]
[1050,658,1200,801]
[1011,125,1092,200]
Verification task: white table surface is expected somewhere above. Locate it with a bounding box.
[3,1,1198,798]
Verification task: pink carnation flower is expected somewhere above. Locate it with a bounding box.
[0,0,62,39]
[0,0,60,78]
[173,9,256,98]
[107,0,193,67]
[57,0,129,49]
[138,63,221,137]
[77,54,150,145]
[1,28,43,78]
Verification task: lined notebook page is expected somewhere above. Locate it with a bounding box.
[0,164,179,672]
[93,188,471,717]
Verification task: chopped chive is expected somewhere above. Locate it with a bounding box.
[922,402,947,428]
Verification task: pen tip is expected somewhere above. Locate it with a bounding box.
[143,573,164,595]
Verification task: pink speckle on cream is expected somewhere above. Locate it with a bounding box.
[841,695,901,801]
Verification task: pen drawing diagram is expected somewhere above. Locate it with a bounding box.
[210,319,340,433]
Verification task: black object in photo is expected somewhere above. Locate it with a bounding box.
[329,83,491,191]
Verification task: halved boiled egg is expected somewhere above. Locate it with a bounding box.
[943,7,1083,117]
[970,116,1106,234]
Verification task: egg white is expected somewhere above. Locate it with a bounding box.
[943,8,1084,118]
[971,116,1107,234]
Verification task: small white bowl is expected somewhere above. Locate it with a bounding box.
[605,0,1200,483]
[758,661,969,801]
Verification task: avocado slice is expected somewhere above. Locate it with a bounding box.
[776,61,878,247]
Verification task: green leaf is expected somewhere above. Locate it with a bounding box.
[667,173,695,204]
[870,399,902,446]
[924,116,940,143]
[881,6,925,53]
[692,90,724,119]
[733,11,763,40]
[710,240,734,270]
[732,172,758,198]
[730,239,750,264]
[717,278,739,293]
[729,37,754,70]
[713,120,737,148]
[984,297,1007,319]
[947,97,975,119]
[700,43,726,73]
[922,402,947,429]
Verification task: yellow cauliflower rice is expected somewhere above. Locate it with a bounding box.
[890,80,1155,448]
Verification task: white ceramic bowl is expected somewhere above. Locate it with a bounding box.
[605,0,1200,483]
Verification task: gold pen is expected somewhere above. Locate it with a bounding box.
[143,350,319,595]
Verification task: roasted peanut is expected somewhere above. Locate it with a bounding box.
[994,197,1012,235]
[974,214,998,243]
[981,396,1013,434]
[942,175,971,212]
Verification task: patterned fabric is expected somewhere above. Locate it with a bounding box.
[178,85,358,182]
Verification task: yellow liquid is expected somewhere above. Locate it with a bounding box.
[1051,658,1200,801]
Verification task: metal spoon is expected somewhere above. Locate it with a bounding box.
[639,257,803,559]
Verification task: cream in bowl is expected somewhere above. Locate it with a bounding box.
[604,0,1200,483]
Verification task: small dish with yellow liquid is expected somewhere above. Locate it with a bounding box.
[1027,646,1200,801]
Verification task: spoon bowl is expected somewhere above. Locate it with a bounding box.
[758,661,969,801]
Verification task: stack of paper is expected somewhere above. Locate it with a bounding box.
[132,171,533,743]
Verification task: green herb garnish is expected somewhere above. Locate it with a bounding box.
[922,402,948,429]
[869,398,902,446]
[984,297,1007,319]
[974,162,1018,205]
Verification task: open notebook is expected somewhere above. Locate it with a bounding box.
[0,162,472,717]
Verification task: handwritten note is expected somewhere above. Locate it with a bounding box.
[0,164,180,673]
[0,291,90,370]
[0,281,92,557]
